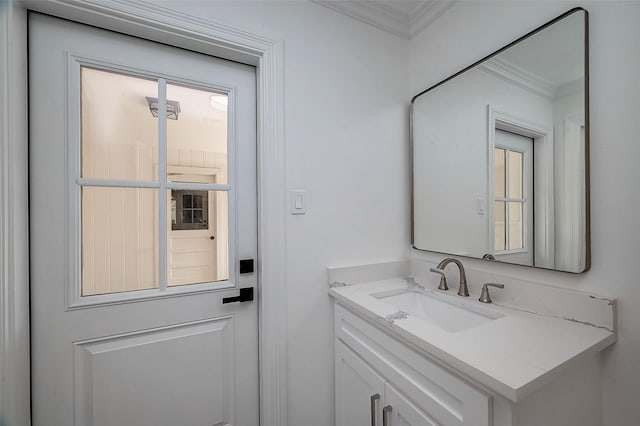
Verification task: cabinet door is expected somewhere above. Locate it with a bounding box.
[384,384,441,426]
[335,305,490,426]
[336,341,385,426]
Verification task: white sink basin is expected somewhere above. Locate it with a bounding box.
[377,290,504,332]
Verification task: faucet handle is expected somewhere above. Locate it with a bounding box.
[429,268,448,291]
[479,283,504,303]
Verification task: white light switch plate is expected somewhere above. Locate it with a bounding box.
[290,190,306,215]
[477,196,486,215]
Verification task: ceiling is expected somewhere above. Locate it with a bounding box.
[311,0,456,39]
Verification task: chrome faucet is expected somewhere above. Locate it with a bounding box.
[430,258,469,297]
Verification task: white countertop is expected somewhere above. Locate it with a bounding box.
[329,277,616,402]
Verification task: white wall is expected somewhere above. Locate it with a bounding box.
[410,2,640,425]
[156,2,410,424]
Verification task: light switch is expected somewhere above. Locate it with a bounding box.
[290,190,306,215]
[477,196,486,215]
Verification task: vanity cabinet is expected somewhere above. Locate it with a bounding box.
[330,265,613,426]
[336,341,437,426]
[334,303,490,426]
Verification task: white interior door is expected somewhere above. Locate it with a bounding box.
[29,13,258,426]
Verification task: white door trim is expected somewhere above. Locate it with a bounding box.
[0,1,287,425]
[0,2,30,425]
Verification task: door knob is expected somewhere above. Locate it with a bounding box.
[209,235,215,240]
[222,287,254,304]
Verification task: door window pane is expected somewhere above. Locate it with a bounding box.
[82,187,158,296]
[168,191,229,287]
[81,67,158,181]
[80,72,232,298]
[494,148,505,198]
[508,151,523,199]
[494,145,526,252]
[508,202,524,250]
[494,201,506,251]
[166,83,228,184]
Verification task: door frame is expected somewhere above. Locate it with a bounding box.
[0,1,287,425]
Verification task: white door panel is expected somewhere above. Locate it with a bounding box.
[30,13,257,426]
[74,318,234,426]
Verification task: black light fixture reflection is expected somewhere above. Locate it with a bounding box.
[145,96,181,120]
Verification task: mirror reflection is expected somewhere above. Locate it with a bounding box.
[411,9,589,273]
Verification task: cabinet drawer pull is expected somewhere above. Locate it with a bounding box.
[370,393,380,426]
[382,405,392,426]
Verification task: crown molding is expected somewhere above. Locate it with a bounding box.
[409,1,456,37]
[311,0,408,38]
[478,57,584,100]
[311,0,456,39]
[478,57,557,99]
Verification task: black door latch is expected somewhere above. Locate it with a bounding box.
[239,259,254,274]
[222,287,254,304]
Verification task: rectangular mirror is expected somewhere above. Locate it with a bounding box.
[411,8,589,273]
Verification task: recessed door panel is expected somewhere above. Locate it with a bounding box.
[74,318,233,426]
